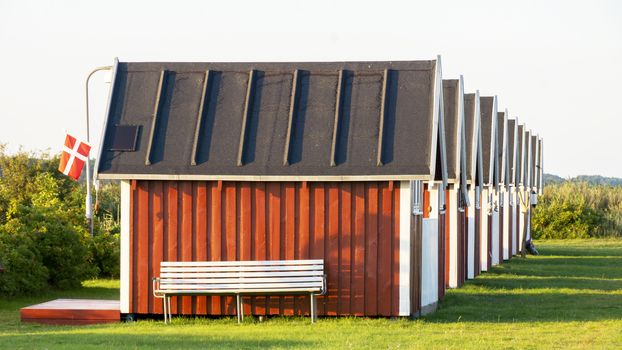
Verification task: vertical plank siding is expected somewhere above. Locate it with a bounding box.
[508,201,513,258]
[487,214,493,270]
[457,209,466,287]
[129,180,401,317]
[444,190,451,289]
[515,205,521,254]
[498,206,504,264]
[438,191,446,300]
[474,204,481,276]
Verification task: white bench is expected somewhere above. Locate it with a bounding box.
[153,259,326,324]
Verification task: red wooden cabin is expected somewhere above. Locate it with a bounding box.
[463,92,484,279]
[442,78,469,289]
[96,58,449,319]
[478,96,500,271]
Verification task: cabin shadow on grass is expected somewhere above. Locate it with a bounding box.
[426,240,622,323]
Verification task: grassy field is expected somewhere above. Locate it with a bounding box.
[1,239,621,349]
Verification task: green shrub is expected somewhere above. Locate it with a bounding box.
[88,232,120,278]
[6,202,97,289]
[0,150,118,293]
[0,228,48,296]
[532,182,622,239]
[35,221,97,289]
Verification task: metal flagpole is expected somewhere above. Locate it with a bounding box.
[85,66,112,236]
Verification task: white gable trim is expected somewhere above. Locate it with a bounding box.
[538,138,544,194]
[429,55,448,188]
[499,109,509,186]
[491,96,500,191]
[94,57,119,181]
[523,130,532,190]
[510,117,519,185]
[458,77,469,205]
[475,91,485,188]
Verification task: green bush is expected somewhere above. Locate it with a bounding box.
[532,182,622,239]
[0,149,120,294]
[0,228,49,296]
[88,232,120,278]
[6,204,98,289]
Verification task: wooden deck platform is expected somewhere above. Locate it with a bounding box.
[20,299,120,325]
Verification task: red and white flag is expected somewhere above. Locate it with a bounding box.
[58,133,91,181]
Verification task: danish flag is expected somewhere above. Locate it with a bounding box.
[58,133,91,181]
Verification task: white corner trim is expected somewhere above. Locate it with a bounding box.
[448,187,458,288]
[120,180,130,314]
[480,187,489,271]
[399,181,411,316]
[467,189,476,279]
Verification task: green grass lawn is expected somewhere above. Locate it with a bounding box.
[1,239,621,349]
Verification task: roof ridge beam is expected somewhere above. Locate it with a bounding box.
[191,70,211,166]
[283,69,299,166]
[237,69,256,167]
[377,68,389,166]
[330,69,344,167]
[145,69,166,166]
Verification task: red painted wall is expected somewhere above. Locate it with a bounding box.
[128,180,402,317]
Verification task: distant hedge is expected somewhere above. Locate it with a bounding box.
[532,182,622,239]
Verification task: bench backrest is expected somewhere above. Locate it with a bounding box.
[158,260,325,294]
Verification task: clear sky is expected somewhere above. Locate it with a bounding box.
[1,0,621,178]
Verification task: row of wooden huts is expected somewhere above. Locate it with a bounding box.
[95,56,544,318]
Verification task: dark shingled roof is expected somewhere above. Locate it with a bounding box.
[464,93,483,186]
[531,134,538,190]
[479,96,498,186]
[537,137,544,193]
[442,79,459,181]
[497,111,509,186]
[517,124,525,186]
[523,130,532,187]
[507,119,517,185]
[96,60,444,180]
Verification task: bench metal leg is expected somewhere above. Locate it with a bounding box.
[167,296,172,324]
[310,293,316,324]
[236,294,242,324]
[239,295,244,323]
[162,295,168,324]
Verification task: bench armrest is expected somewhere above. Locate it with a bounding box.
[321,274,328,295]
[152,277,163,298]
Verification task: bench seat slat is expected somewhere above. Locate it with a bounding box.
[160,277,324,284]
[155,287,322,295]
[161,259,323,267]
[160,271,324,278]
[159,282,323,290]
[161,265,322,273]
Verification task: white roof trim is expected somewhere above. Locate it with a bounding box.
[533,133,540,191]
[430,55,448,188]
[93,57,119,182]
[97,174,432,182]
[475,91,484,188]
[509,117,519,185]
[538,137,544,194]
[499,108,509,186]
[458,76,469,205]
[524,129,532,188]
